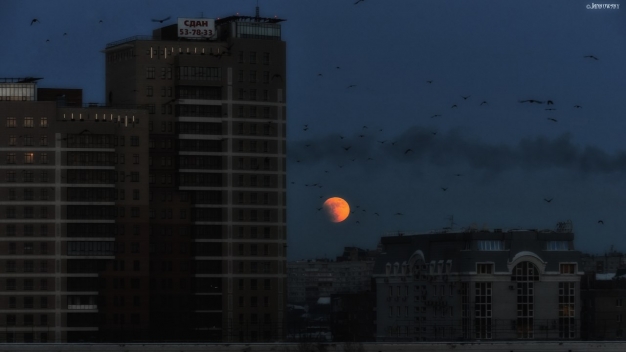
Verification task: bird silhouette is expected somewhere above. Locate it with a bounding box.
[432,132,437,136]
[354,0,365,4]
[367,157,373,161]
[404,149,413,154]
[374,213,380,216]
[573,105,582,109]
[377,140,386,144]
[63,32,68,36]
[431,114,442,118]
[545,108,556,111]
[584,55,599,60]
[598,220,604,224]
[99,20,103,23]
[339,135,344,140]
[441,187,448,191]
[317,73,323,77]
[544,198,553,203]
[356,221,360,224]
[359,134,365,138]
[395,212,404,216]
[547,118,558,122]
[546,100,554,105]
[336,66,341,69]
[152,16,171,23]
[317,208,322,211]
[480,101,488,106]
[461,95,470,100]
[362,125,368,129]
[30,19,40,25]
[343,146,351,151]
[455,173,463,177]
[271,74,283,82]
[426,80,433,84]
[347,85,357,89]
[451,104,457,108]
[519,99,544,104]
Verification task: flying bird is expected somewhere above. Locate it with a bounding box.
[455,173,463,177]
[359,134,365,138]
[354,0,365,4]
[426,80,433,84]
[377,140,386,144]
[519,99,544,104]
[441,187,448,191]
[584,55,599,60]
[374,213,380,216]
[362,125,368,129]
[546,100,554,105]
[343,146,351,151]
[152,16,172,23]
[545,108,556,111]
[547,118,558,122]
[404,149,413,154]
[480,101,488,106]
[598,220,604,224]
[347,85,357,88]
[30,19,40,25]
[461,95,470,100]
[395,213,404,216]
[451,104,457,108]
[544,198,553,203]
[317,73,323,77]
[431,114,442,118]
[573,105,582,109]
[99,20,103,23]
[63,33,68,36]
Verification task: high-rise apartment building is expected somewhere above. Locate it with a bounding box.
[0,79,149,343]
[104,12,287,342]
[0,9,286,344]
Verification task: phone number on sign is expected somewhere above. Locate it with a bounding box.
[179,29,213,36]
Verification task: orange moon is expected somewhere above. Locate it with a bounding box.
[323,197,350,223]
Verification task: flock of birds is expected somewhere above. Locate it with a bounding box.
[292,53,608,228]
[30,16,173,42]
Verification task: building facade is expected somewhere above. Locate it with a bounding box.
[0,79,149,343]
[103,13,287,342]
[373,228,583,341]
[287,249,377,305]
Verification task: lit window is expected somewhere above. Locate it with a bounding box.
[24,117,34,127]
[7,117,16,127]
[40,117,47,127]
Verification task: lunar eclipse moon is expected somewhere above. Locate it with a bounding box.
[323,197,350,223]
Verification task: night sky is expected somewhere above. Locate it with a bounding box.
[2,1,625,260]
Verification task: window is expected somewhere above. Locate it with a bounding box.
[477,240,504,251]
[24,117,34,127]
[40,153,48,164]
[131,136,139,146]
[146,67,155,79]
[24,153,34,164]
[40,117,47,127]
[249,70,257,83]
[547,241,569,251]
[250,51,257,64]
[40,135,48,146]
[146,86,153,97]
[477,263,494,274]
[560,263,576,274]
[8,135,16,146]
[617,298,623,308]
[262,52,269,65]
[7,117,16,127]
[6,153,16,164]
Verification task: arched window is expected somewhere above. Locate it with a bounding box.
[512,261,539,339]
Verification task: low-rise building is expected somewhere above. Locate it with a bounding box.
[373,226,582,341]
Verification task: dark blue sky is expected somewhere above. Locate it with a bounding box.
[2,1,625,260]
